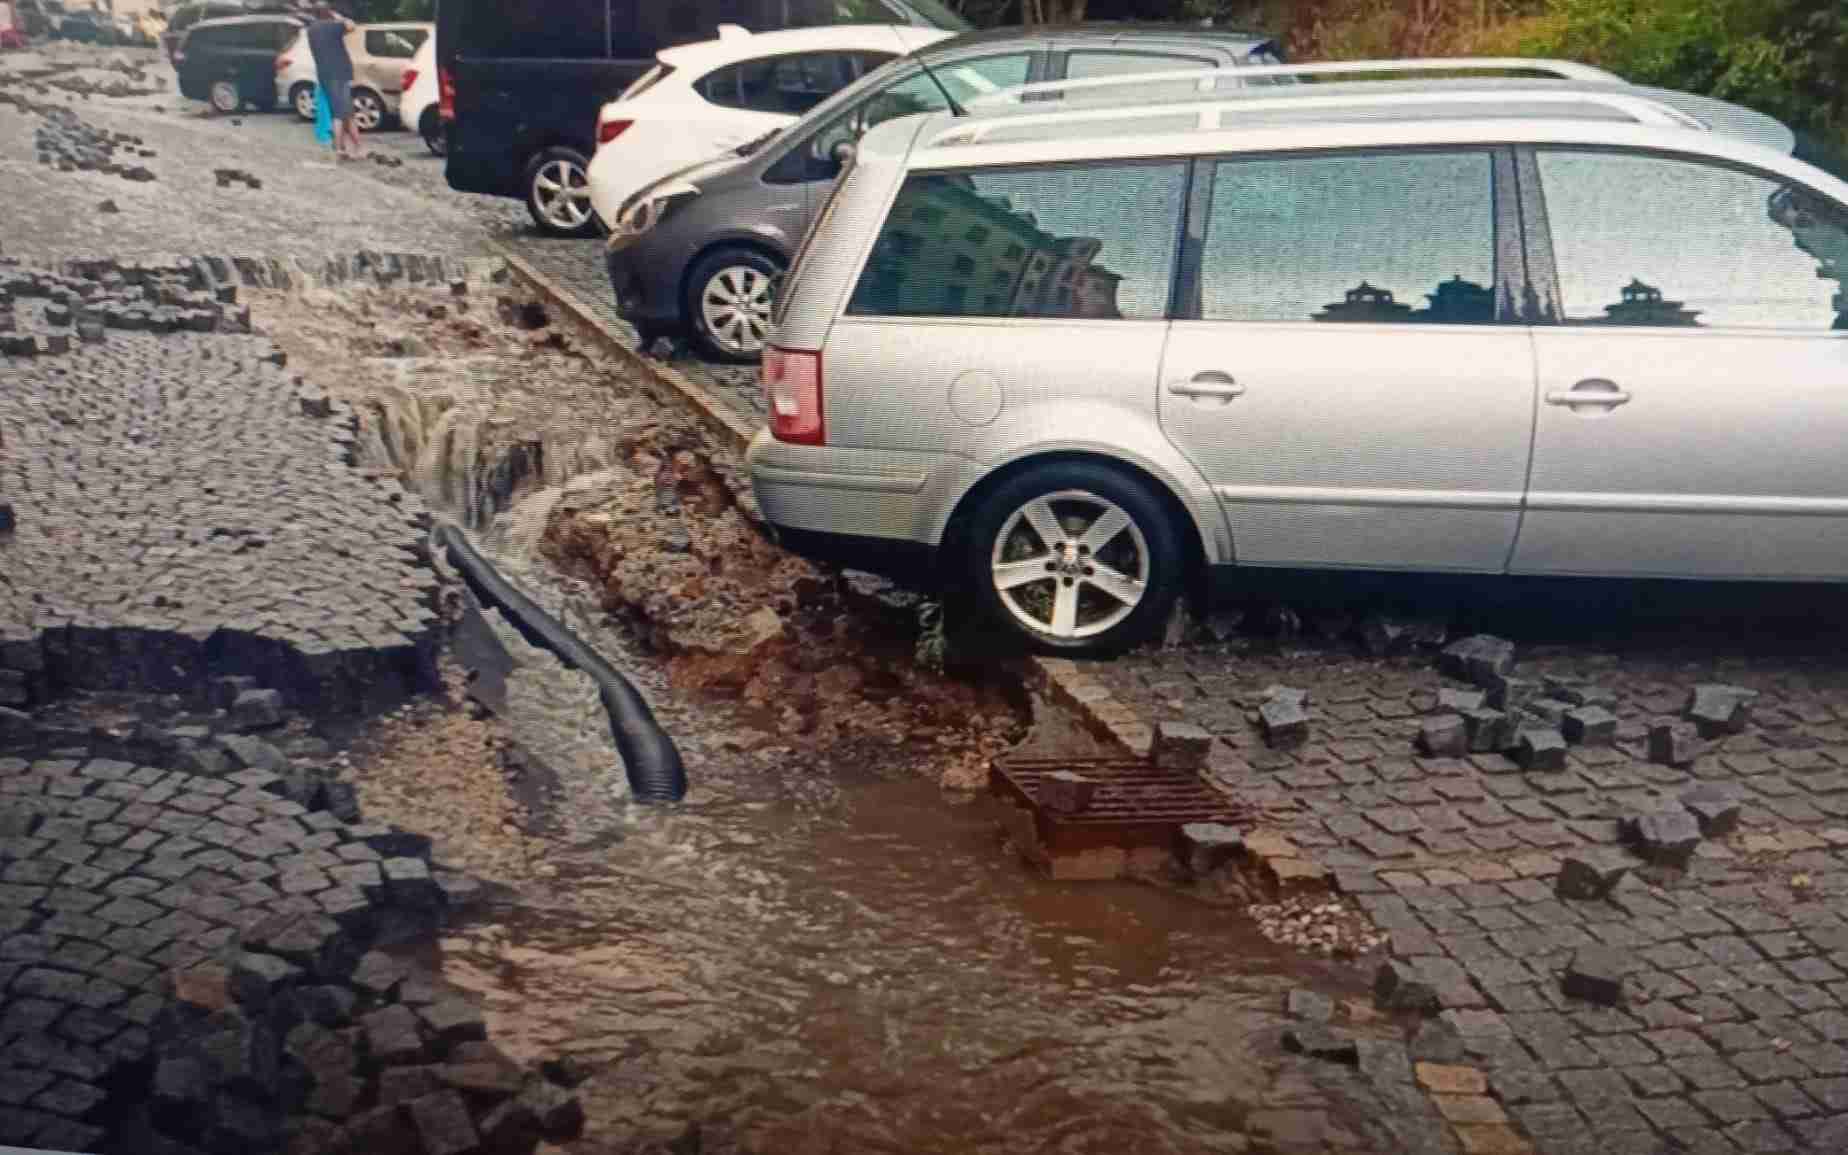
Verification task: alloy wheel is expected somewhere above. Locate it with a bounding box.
[532,159,592,232]
[352,90,383,132]
[990,490,1150,640]
[698,265,777,357]
[209,81,239,114]
[293,84,315,120]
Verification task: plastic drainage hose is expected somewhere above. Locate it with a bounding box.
[433,522,688,804]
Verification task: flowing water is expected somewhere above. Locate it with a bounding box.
[427,514,1393,1155]
[269,286,1397,1154]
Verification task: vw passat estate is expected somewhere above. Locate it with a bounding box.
[750,60,1848,655]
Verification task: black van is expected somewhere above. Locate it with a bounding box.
[439,0,972,236]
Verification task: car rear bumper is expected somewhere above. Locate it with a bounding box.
[605,240,680,333]
[746,429,979,581]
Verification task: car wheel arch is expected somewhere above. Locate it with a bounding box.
[677,236,790,319]
[936,449,1212,595]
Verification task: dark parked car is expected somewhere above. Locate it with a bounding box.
[606,24,1286,359]
[16,0,66,37]
[56,8,115,43]
[163,0,247,64]
[439,0,974,237]
[178,14,302,114]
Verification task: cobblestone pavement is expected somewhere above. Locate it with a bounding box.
[0,46,520,262]
[492,235,770,424]
[1073,622,1848,1153]
[0,743,442,1152]
[0,269,443,713]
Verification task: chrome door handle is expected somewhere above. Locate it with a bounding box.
[1168,372,1245,400]
[1546,380,1632,409]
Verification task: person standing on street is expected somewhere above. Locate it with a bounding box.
[307,5,360,159]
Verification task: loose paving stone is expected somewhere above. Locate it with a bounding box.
[1562,947,1626,1006]
[1260,696,1310,748]
[1376,959,1442,1014]
[1682,783,1744,837]
[1555,848,1633,901]
[1420,715,1470,757]
[1515,728,1568,772]
[1628,805,1702,868]
[1689,683,1758,737]
[1649,723,1705,768]
[1561,706,1618,746]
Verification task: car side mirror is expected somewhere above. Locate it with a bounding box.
[829,139,856,168]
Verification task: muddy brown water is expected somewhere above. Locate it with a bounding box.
[436,732,1382,1155]
[250,281,1388,1153]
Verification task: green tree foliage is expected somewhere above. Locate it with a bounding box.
[1520,0,1848,152]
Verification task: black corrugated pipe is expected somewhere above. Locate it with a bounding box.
[432,522,688,804]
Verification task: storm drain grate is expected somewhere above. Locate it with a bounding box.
[991,753,1246,855]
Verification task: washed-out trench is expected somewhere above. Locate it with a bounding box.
[256,279,1399,1153]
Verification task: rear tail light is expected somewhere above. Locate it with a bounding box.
[597,117,632,146]
[764,347,824,445]
[402,67,418,92]
[274,55,289,73]
[439,66,454,119]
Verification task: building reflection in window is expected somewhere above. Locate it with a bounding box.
[848,165,1184,320]
[1313,275,1495,324]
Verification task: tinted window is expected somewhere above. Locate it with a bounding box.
[1065,51,1212,80]
[697,51,888,115]
[460,0,606,60]
[1537,150,1848,330]
[848,162,1186,320]
[1199,151,1497,324]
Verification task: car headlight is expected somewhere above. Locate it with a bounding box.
[614,180,700,242]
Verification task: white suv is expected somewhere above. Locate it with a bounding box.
[751,60,1848,655]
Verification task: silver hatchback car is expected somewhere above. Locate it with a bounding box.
[750,60,1848,656]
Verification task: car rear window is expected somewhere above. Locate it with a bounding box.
[847,161,1187,321]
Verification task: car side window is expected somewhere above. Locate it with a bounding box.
[367,30,421,58]
[1198,150,1499,324]
[1064,51,1212,80]
[847,161,1187,320]
[1536,149,1848,330]
[699,52,889,116]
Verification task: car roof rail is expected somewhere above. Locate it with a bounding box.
[967,57,1626,111]
[926,84,1706,150]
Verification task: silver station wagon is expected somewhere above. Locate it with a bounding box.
[749,60,1848,655]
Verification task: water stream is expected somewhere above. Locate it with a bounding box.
[416,491,1392,1155]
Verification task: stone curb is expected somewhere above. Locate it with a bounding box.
[490,240,760,453]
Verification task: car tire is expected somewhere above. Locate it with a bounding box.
[290,82,315,121]
[351,88,385,133]
[209,80,241,115]
[522,146,597,238]
[964,460,1184,656]
[684,247,784,363]
[419,107,445,156]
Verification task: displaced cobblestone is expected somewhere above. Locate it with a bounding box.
[0,303,443,711]
[1082,632,1848,1152]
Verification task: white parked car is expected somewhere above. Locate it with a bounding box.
[586,23,950,233]
[398,34,440,154]
[276,26,318,120]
